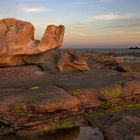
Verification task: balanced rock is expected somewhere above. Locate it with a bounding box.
[58,49,90,73]
[38,25,65,52]
[0,18,65,67]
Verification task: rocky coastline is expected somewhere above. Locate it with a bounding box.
[0,18,140,140]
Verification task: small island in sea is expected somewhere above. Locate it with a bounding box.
[0,18,140,140]
[129,46,140,50]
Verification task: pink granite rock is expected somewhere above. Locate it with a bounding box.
[0,18,65,67]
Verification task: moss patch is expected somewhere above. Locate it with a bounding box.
[69,89,84,96]
[100,87,123,100]
[31,115,86,134]
[93,103,140,119]
[122,65,133,72]
[99,87,124,109]
[51,116,86,131]
[30,86,40,90]
[14,104,28,116]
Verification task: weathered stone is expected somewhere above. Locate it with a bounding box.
[0,18,36,56]
[117,62,140,72]
[0,65,44,85]
[39,49,61,73]
[0,56,24,67]
[38,25,65,52]
[0,47,139,137]
[58,50,90,73]
[76,127,104,140]
[69,89,102,109]
[106,116,140,140]
[28,85,81,113]
[52,69,129,90]
[0,81,81,135]
[23,53,46,64]
[123,80,140,103]
[0,18,65,67]
[82,51,125,66]
[134,135,140,140]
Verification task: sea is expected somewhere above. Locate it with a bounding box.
[62,47,140,62]
[62,48,140,54]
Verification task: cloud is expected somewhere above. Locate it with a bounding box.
[94,13,125,20]
[18,4,54,13]
[23,7,46,13]
[94,13,140,21]
[108,23,140,30]
[70,1,89,5]
[21,5,49,13]
[66,12,140,40]
[99,0,115,3]
[69,13,140,31]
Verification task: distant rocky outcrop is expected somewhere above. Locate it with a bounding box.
[82,51,125,66]
[129,47,140,50]
[0,18,65,67]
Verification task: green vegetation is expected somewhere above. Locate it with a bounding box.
[92,103,140,120]
[100,87,123,100]
[14,104,28,116]
[51,116,85,130]
[122,65,133,72]
[99,87,124,108]
[69,89,83,96]
[119,64,140,72]
[30,86,39,90]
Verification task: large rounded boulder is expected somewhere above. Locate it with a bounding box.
[0,18,65,67]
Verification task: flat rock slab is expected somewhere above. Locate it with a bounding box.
[0,84,81,114]
[0,66,139,135]
[69,89,103,109]
[106,116,140,140]
[0,65,44,86]
[0,67,133,115]
[51,69,130,90]
[76,127,104,140]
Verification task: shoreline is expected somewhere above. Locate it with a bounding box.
[0,49,140,140]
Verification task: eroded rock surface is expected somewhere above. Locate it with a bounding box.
[58,49,90,73]
[117,62,140,72]
[0,31,139,139]
[0,18,65,67]
[0,63,139,137]
[38,25,65,52]
[106,116,140,140]
[82,51,125,66]
[0,18,36,56]
[0,65,45,86]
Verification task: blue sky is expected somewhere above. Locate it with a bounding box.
[0,0,140,48]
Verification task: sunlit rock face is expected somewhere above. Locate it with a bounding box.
[0,18,37,56]
[58,49,90,73]
[0,18,65,67]
[38,25,65,52]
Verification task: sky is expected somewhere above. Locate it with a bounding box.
[0,0,140,48]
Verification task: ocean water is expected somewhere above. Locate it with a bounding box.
[62,48,140,54]
[62,47,140,62]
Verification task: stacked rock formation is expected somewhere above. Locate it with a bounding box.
[0,18,65,67]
